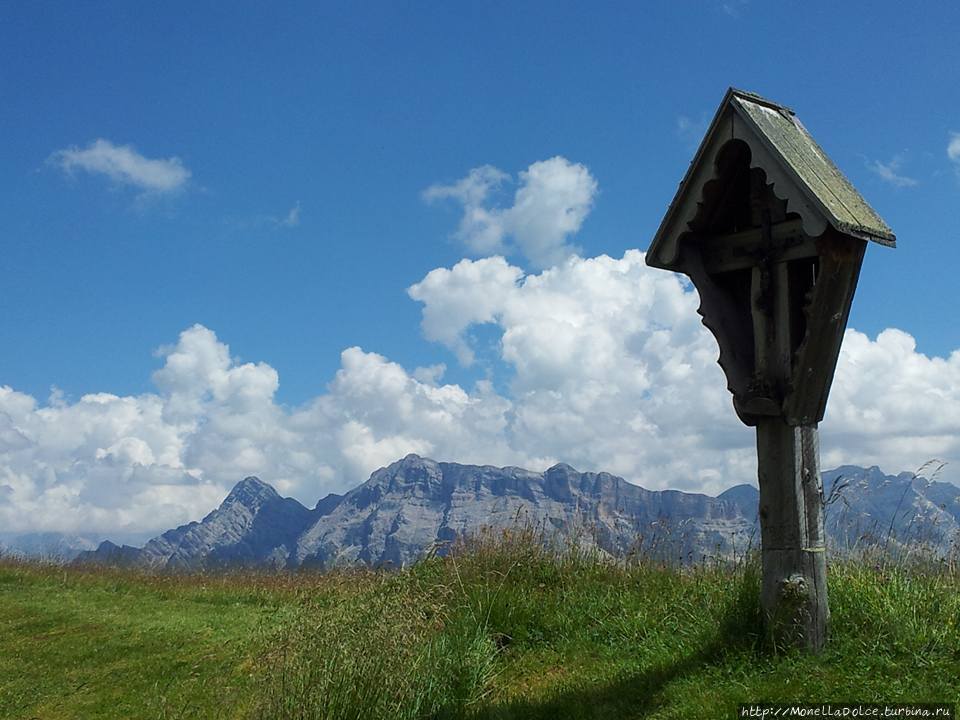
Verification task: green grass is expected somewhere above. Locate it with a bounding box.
[2,532,959,719]
[0,563,298,719]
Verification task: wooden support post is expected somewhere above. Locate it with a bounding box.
[751,231,830,651]
[756,420,829,651]
[800,425,829,649]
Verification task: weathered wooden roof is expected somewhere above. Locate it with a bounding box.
[647,88,895,270]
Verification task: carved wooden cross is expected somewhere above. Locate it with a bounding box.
[646,88,895,650]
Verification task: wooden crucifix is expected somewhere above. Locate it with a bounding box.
[646,88,895,651]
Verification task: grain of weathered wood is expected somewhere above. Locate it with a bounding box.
[700,234,818,274]
[757,419,829,651]
[753,222,830,650]
[801,425,829,648]
[783,232,866,425]
[733,95,894,246]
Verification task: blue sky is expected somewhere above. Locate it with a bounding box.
[2,2,960,536]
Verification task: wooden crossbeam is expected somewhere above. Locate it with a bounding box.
[692,218,819,274]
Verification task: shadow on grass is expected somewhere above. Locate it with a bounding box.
[468,578,762,720]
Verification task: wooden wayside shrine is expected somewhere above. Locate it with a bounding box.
[646,88,896,650]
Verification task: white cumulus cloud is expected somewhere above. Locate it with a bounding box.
[408,256,523,365]
[52,139,191,193]
[409,253,960,490]
[823,329,960,473]
[5,155,959,539]
[424,157,597,269]
[2,278,959,538]
[0,325,518,537]
[409,251,756,486]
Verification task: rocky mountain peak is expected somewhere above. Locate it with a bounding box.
[543,462,581,500]
[716,484,759,518]
[396,453,437,471]
[222,476,280,510]
[379,454,443,489]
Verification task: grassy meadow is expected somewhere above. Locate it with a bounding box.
[2,530,959,719]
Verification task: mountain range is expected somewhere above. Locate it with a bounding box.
[0,531,100,561]
[58,454,960,571]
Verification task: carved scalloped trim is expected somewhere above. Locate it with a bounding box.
[657,111,828,269]
[742,134,828,240]
[682,252,754,422]
[685,138,827,246]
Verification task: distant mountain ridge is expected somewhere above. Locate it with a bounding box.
[0,532,100,561]
[822,464,960,553]
[70,455,960,570]
[292,455,754,568]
